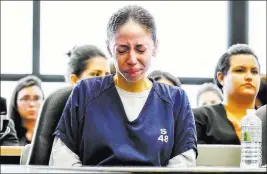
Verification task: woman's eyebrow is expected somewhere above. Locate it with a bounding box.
[232,66,246,68]
[115,44,128,47]
[119,45,129,48]
[251,66,259,69]
[234,65,259,69]
[19,95,30,99]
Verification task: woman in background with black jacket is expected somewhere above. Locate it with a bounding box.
[193,44,261,144]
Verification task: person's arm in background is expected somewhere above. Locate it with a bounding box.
[167,89,197,167]
[0,118,19,146]
[49,81,87,167]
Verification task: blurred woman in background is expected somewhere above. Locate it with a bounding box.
[196,82,223,107]
[65,45,110,85]
[194,44,261,144]
[9,75,44,145]
[148,70,181,87]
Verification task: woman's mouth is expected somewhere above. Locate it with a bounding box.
[28,111,36,115]
[127,69,140,76]
[242,83,255,88]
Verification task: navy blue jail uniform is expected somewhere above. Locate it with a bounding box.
[55,75,197,166]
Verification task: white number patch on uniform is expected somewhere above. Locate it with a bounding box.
[158,129,168,142]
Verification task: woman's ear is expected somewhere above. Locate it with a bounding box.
[69,74,79,86]
[217,72,224,86]
[152,40,158,57]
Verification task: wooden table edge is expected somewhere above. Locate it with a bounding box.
[0,146,23,156]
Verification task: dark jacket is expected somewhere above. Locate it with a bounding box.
[0,118,19,146]
[193,104,240,144]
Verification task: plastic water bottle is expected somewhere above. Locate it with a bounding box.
[240,109,262,168]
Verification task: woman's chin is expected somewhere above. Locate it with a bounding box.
[25,114,37,121]
[239,90,257,97]
[124,75,144,82]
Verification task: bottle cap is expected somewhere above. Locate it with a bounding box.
[246,109,256,115]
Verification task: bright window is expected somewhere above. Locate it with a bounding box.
[41,82,69,98]
[249,1,266,74]
[1,1,33,74]
[0,81,17,114]
[182,85,202,108]
[40,1,227,77]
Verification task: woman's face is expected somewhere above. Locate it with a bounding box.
[79,57,110,80]
[157,78,175,86]
[70,57,110,85]
[17,85,43,121]
[198,91,222,107]
[108,20,157,82]
[220,54,260,98]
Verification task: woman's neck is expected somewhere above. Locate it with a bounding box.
[223,95,256,120]
[113,73,152,92]
[22,119,36,141]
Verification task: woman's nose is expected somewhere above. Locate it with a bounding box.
[245,71,253,81]
[127,51,138,65]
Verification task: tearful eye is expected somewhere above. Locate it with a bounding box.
[135,45,147,53]
[116,46,128,54]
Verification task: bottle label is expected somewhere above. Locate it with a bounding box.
[243,132,252,142]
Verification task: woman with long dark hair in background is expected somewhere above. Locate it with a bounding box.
[9,75,44,145]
